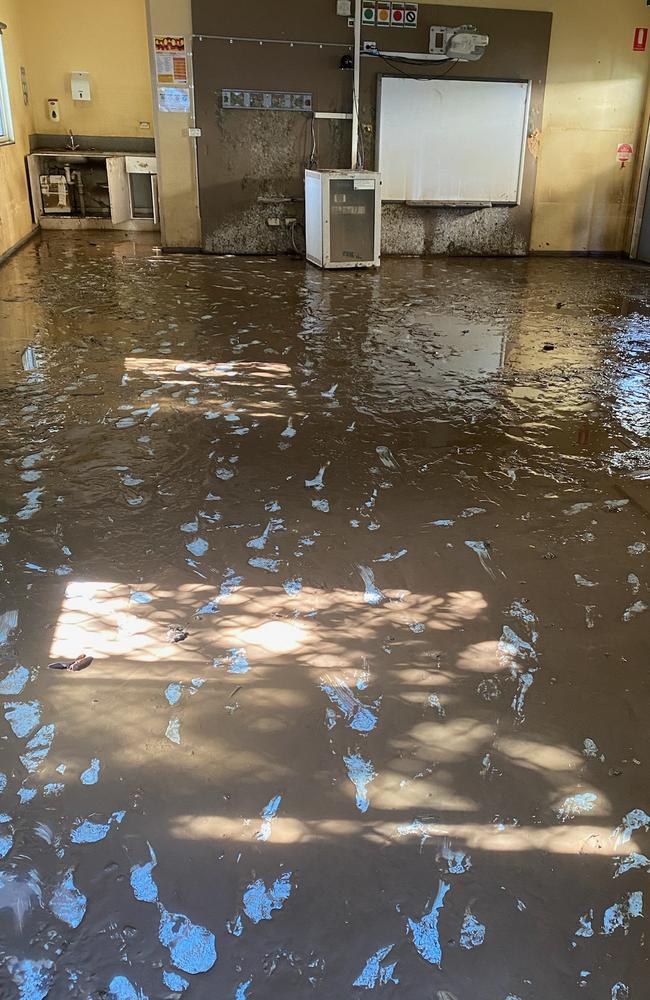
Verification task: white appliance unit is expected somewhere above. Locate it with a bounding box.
[305,169,381,269]
[39,174,71,214]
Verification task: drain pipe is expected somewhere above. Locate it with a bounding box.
[73,171,86,218]
[351,0,362,169]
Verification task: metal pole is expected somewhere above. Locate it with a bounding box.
[351,0,362,169]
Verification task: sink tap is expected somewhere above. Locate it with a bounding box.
[67,129,79,151]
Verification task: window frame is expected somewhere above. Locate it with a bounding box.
[0,33,15,147]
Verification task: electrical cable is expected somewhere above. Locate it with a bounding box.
[309,115,317,169]
[352,85,365,170]
[437,59,461,78]
[352,86,360,169]
[289,220,305,256]
[377,54,459,78]
[377,55,413,76]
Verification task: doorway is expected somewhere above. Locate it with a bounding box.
[630,118,650,262]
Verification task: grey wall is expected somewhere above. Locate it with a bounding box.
[192,2,552,256]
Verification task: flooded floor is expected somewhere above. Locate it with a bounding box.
[0,232,649,1000]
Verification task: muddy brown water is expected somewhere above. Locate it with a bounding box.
[0,232,649,999]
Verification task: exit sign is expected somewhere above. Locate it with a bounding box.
[634,26,648,51]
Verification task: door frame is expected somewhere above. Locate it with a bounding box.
[630,115,650,259]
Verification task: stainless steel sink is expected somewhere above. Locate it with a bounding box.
[55,155,90,165]
[32,150,102,164]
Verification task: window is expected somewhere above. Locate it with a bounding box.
[0,33,14,145]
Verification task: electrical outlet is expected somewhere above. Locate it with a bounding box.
[284,218,298,226]
[139,121,151,130]
[267,218,281,227]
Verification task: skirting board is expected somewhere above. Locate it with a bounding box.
[0,226,39,268]
[160,246,203,254]
[530,250,628,259]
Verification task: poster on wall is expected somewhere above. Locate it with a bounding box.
[617,143,633,167]
[155,35,188,85]
[158,86,191,113]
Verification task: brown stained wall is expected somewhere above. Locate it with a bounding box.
[192,1,552,256]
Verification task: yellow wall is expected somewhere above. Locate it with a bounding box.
[24,0,153,139]
[0,3,36,259]
[0,0,154,261]
[423,0,650,252]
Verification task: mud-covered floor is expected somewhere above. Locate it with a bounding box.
[1,233,650,1000]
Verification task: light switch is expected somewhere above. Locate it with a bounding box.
[337,0,352,14]
[71,72,91,101]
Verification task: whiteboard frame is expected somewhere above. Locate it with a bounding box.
[376,74,532,207]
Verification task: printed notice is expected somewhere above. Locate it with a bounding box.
[155,35,188,84]
[617,142,633,168]
[158,86,191,114]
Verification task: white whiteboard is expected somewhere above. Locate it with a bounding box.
[377,77,530,205]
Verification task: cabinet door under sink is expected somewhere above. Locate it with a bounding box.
[106,157,131,225]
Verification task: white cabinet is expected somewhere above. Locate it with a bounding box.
[109,156,159,222]
[124,156,158,222]
[305,169,381,269]
[27,151,159,232]
[125,155,157,174]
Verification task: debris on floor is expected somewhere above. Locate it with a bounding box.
[0,233,648,998]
